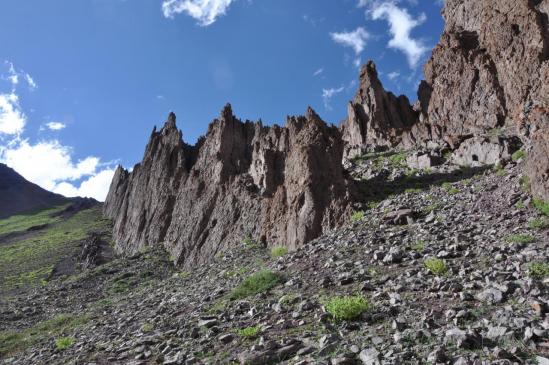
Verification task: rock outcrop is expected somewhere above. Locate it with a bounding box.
[104,105,355,267]
[411,0,548,197]
[341,61,418,158]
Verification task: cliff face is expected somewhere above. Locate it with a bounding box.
[414,0,548,198]
[105,0,548,265]
[104,105,355,267]
[414,0,548,143]
[341,0,548,199]
[341,61,418,159]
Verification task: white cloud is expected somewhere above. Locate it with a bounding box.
[388,71,400,80]
[322,86,345,110]
[53,169,115,201]
[162,0,235,26]
[0,61,115,201]
[313,68,324,77]
[0,93,26,135]
[7,62,18,86]
[45,121,66,131]
[370,2,429,68]
[330,27,370,55]
[25,74,37,90]
[1,140,99,190]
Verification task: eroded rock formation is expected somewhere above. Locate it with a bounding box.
[411,0,548,197]
[104,105,355,267]
[341,61,418,158]
[343,0,548,199]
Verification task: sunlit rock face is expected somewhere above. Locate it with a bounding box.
[104,105,355,267]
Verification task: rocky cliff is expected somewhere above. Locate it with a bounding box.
[104,105,355,267]
[341,61,418,159]
[342,0,548,199]
[105,0,548,265]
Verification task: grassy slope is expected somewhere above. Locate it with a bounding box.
[0,206,112,293]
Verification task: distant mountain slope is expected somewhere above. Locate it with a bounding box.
[0,163,68,219]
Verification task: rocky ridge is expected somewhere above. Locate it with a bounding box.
[105,0,548,266]
[104,105,355,267]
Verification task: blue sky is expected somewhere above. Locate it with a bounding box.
[0,0,444,200]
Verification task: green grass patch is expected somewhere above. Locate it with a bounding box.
[0,313,88,356]
[519,175,531,193]
[528,217,549,230]
[505,234,535,244]
[424,258,448,276]
[242,236,261,249]
[533,199,549,216]
[441,182,459,195]
[511,150,526,162]
[367,201,380,210]
[230,270,281,300]
[528,263,549,279]
[3,265,54,290]
[323,295,370,321]
[107,273,139,295]
[142,323,154,333]
[223,266,250,279]
[350,211,365,223]
[0,207,112,293]
[411,240,426,252]
[388,152,407,167]
[271,246,288,259]
[0,205,68,235]
[55,336,74,350]
[236,326,261,339]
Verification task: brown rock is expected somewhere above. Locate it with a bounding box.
[341,61,417,158]
[411,0,549,198]
[104,105,355,267]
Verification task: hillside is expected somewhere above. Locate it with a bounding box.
[1,156,548,364]
[0,164,68,219]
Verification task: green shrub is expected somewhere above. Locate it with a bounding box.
[236,326,261,339]
[533,199,549,216]
[528,217,549,230]
[350,211,365,223]
[323,295,370,321]
[505,234,535,244]
[411,240,425,252]
[511,150,526,162]
[242,236,260,249]
[388,152,407,166]
[230,270,281,300]
[519,175,531,193]
[142,323,154,333]
[271,246,288,259]
[528,263,549,279]
[515,200,526,209]
[441,182,459,195]
[55,337,74,350]
[424,258,448,276]
[367,201,380,210]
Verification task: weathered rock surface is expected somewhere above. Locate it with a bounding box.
[104,105,355,267]
[341,61,418,159]
[411,0,549,197]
